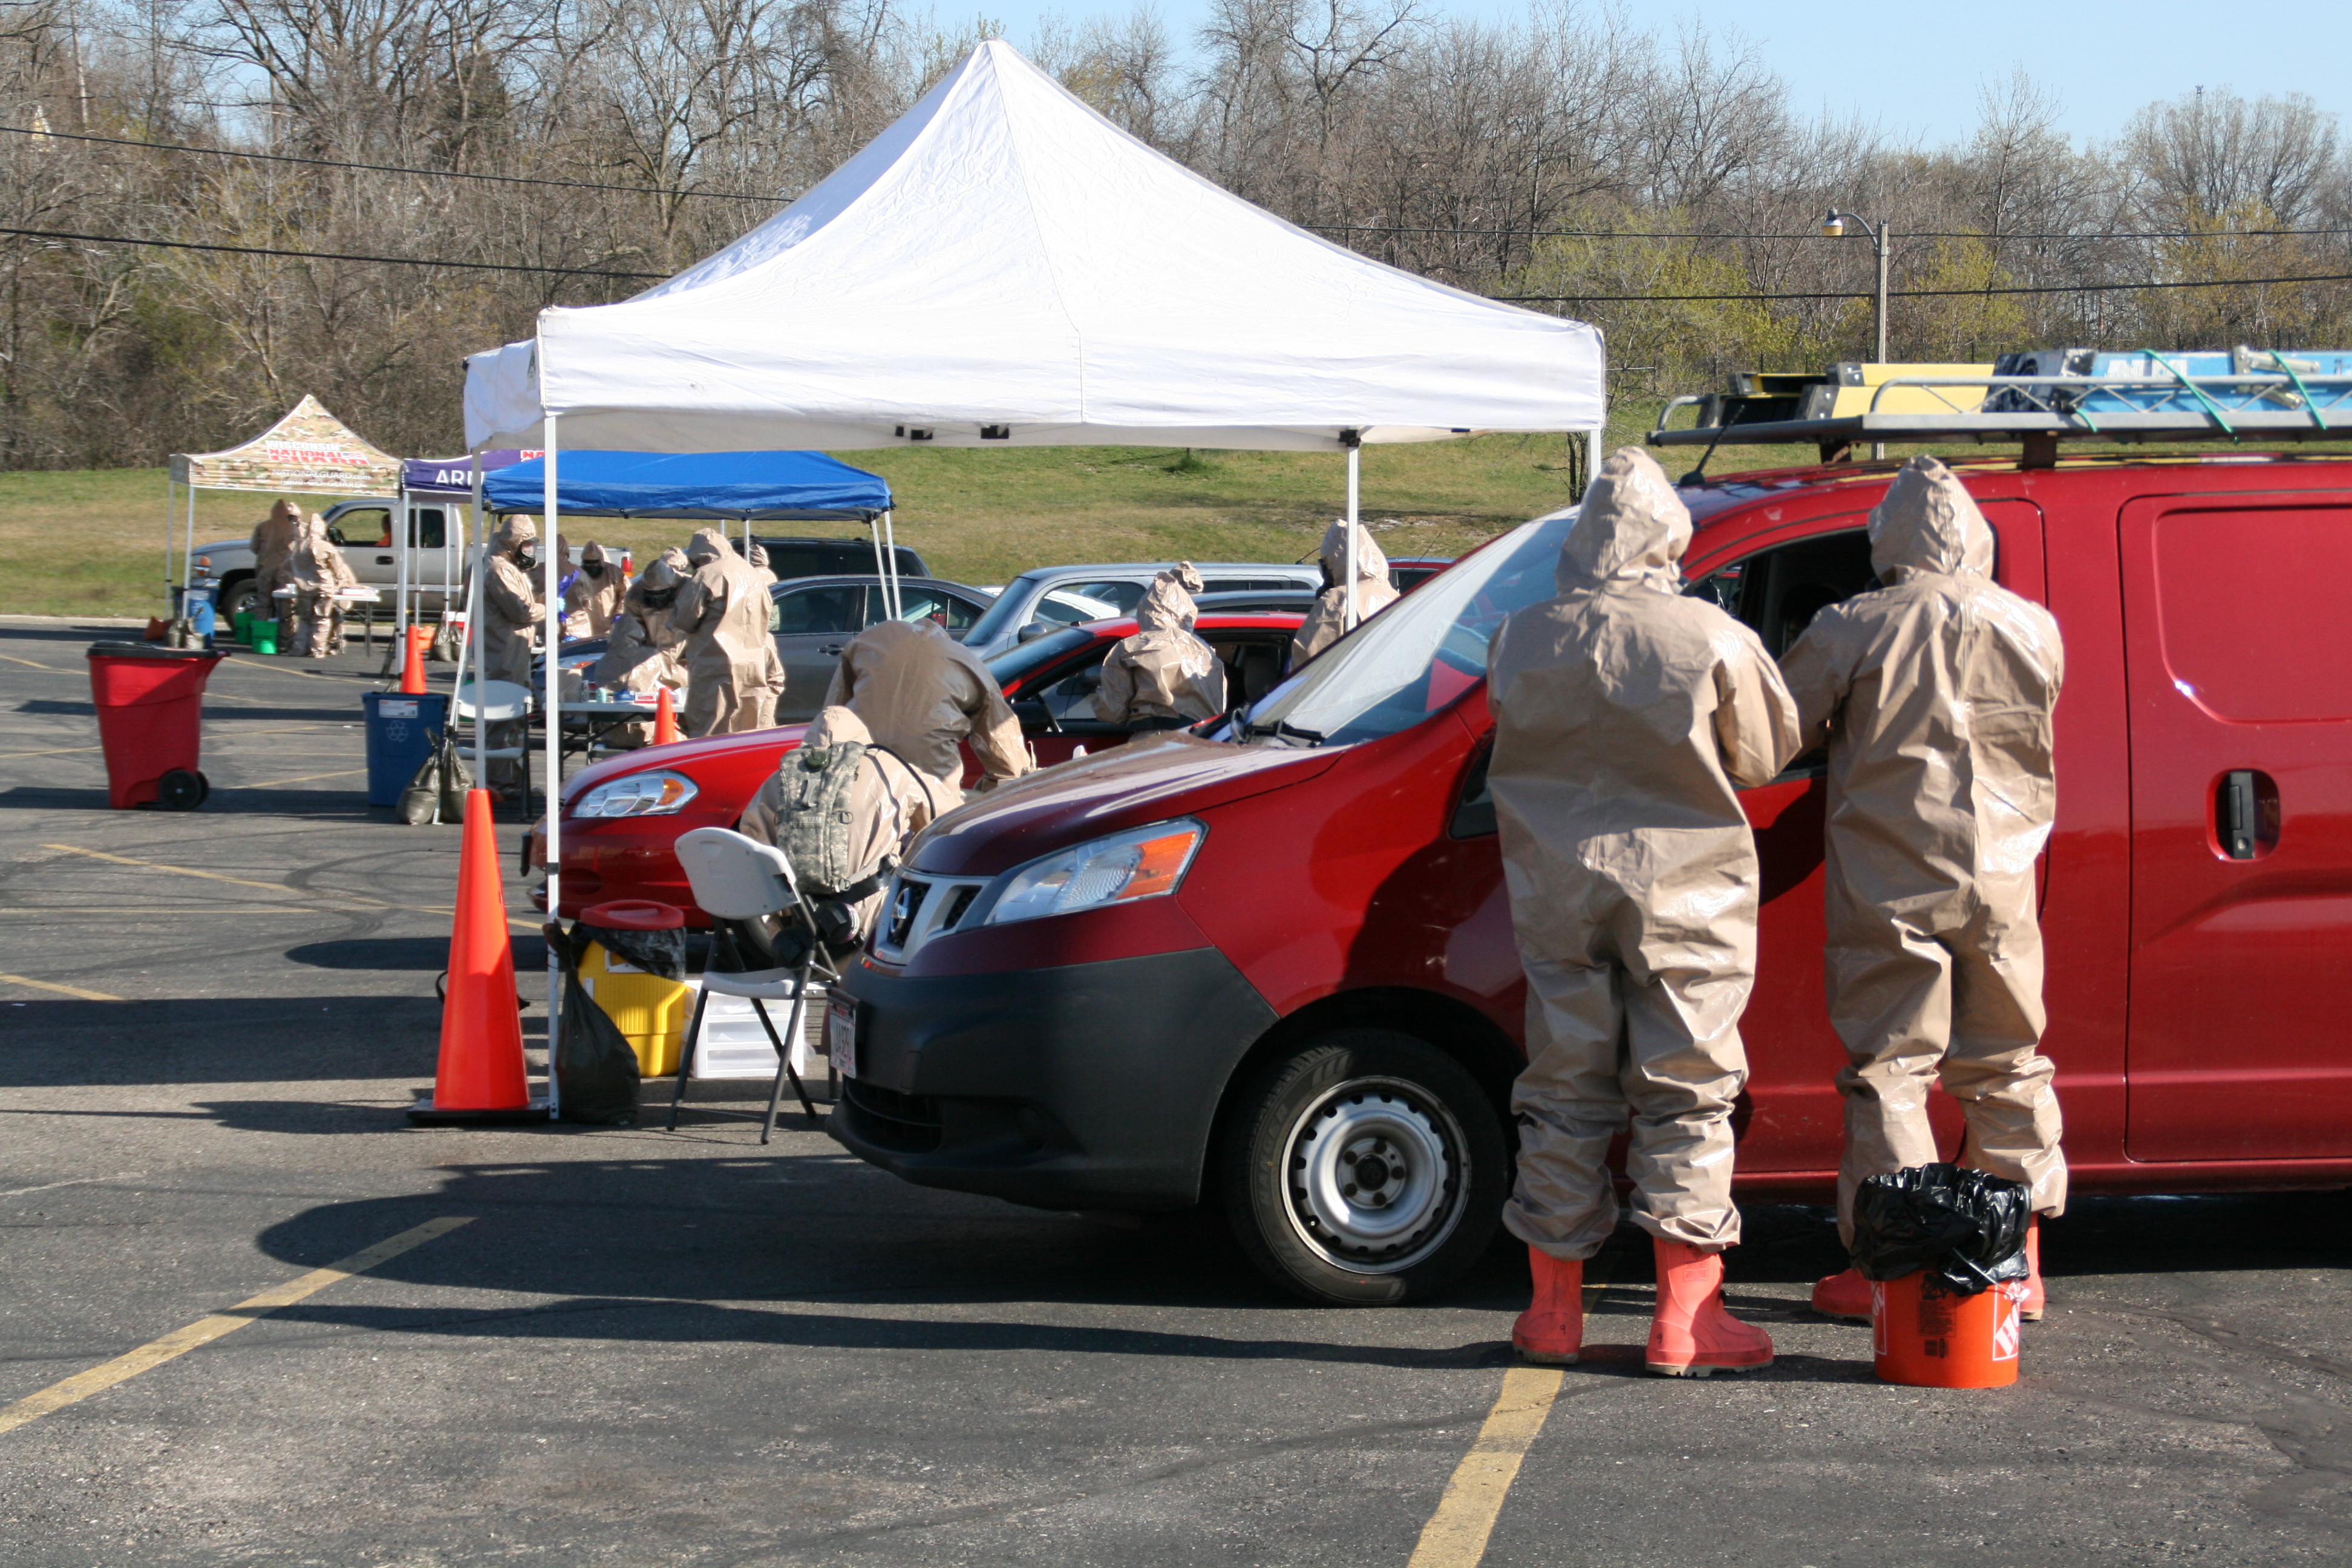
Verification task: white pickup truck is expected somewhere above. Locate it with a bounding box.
[197,496,466,622]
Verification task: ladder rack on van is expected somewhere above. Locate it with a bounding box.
[1650,365,2352,468]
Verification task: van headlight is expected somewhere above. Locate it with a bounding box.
[571,771,697,818]
[982,819,1204,925]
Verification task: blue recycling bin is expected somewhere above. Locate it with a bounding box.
[362,691,449,806]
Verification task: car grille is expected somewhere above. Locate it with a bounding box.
[843,1080,944,1154]
[873,872,988,962]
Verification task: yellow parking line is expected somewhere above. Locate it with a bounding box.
[244,768,366,789]
[1,724,329,759]
[0,1216,473,1437]
[39,843,543,933]
[1406,1257,1617,1567]
[0,652,62,670]
[1406,1366,1566,1567]
[0,972,123,1002]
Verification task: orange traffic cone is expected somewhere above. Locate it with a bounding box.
[409,788,546,1124]
[653,686,679,745]
[399,624,428,695]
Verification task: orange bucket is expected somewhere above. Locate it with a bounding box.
[1872,1272,2022,1388]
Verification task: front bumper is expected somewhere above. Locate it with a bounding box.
[828,947,1278,1211]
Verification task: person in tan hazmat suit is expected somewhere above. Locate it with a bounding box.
[247,499,302,621]
[566,541,626,637]
[1095,563,1227,731]
[477,514,543,795]
[286,513,362,658]
[589,606,687,748]
[822,619,1030,800]
[1488,446,1801,1377]
[1288,519,1399,672]
[741,705,959,942]
[1778,456,2066,1324]
[671,526,774,737]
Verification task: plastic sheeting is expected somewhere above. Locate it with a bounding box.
[482,449,891,520]
[463,42,1602,454]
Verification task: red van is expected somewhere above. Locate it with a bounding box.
[825,451,2352,1303]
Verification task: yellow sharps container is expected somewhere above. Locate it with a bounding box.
[577,901,693,1077]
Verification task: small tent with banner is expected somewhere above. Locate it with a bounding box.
[397,449,535,637]
[166,396,401,610]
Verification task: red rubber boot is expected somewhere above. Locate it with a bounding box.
[2019,1217,2045,1321]
[1811,1267,1872,1323]
[1512,1246,1583,1365]
[1648,1238,1774,1377]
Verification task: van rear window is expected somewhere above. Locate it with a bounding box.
[2156,504,2352,722]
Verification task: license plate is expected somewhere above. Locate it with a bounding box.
[826,995,858,1079]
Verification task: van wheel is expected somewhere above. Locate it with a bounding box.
[1220,1028,1504,1305]
[217,574,258,622]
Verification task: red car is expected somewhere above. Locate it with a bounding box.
[827,451,2352,1304]
[548,612,1307,920]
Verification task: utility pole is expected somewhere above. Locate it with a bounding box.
[1824,209,1893,459]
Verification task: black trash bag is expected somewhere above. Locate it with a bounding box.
[1851,1163,2033,1295]
[546,923,641,1125]
[575,916,685,981]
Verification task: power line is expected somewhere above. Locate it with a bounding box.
[1495,270,2352,304]
[1310,220,2352,242]
[1,226,665,279]
[11,127,2352,244]
[0,123,785,204]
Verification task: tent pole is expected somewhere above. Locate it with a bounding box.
[396,486,412,639]
[1342,432,1362,632]
[542,415,563,1120]
[867,514,889,617]
[466,459,486,785]
[186,484,197,623]
[163,475,172,610]
[1585,427,1603,500]
[883,511,901,620]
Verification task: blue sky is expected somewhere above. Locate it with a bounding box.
[972,0,2351,148]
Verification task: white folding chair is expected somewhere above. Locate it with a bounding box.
[668,826,831,1142]
[454,678,534,814]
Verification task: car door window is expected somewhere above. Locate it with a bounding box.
[330,509,391,549]
[776,584,863,635]
[1035,587,1125,627]
[408,509,446,549]
[1065,580,1146,613]
[878,586,981,634]
[1688,529,1877,658]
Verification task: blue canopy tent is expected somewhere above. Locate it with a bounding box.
[483,448,891,521]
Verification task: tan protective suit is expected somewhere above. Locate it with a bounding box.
[286,520,361,658]
[740,706,959,938]
[622,558,687,650]
[745,540,779,588]
[671,526,775,738]
[589,610,686,748]
[1488,448,1801,1260]
[478,514,542,788]
[566,542,625,638]
[248,499,301,611]
[1778,456,2068,1236]
[822,619,1031,797]
[1096,564,1227,727]
[1288,520,1400,671]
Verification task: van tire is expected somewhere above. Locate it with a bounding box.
[1219,1028,1505,1305]
[216,573,258,622]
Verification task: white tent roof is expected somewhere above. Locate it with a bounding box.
[171,394,401,494]
[465,41,1602,454]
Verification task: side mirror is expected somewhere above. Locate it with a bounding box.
[1017,621,1050,643]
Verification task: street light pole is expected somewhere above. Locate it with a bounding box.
[1824,208,1892,459]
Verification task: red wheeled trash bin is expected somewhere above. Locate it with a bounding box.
[85,641,227,810]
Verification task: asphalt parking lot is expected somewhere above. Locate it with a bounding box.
[3,612,2350,1567]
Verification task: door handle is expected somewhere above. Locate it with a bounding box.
[819,644,844,655]
[2217,769,2276,859]
[375,555,394,564]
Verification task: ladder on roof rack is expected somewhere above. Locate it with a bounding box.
[1650,365,2352,469]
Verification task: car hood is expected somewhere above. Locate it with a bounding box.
[911,735,1337,878]
[561,723,808,806]
[198,538,255,557]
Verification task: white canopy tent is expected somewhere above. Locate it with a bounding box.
[460,40,1606,1099]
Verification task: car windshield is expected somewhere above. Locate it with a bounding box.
[963,569,1056,647]
[1235,508,1576,748]
[984,626,1095,688]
